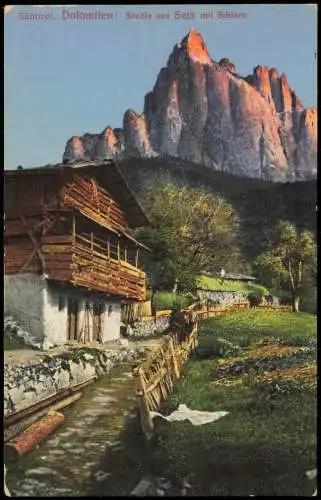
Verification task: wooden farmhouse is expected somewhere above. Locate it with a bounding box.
[4,160,150,349]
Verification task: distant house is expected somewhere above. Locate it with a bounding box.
[4,160,150,349]
[219,273,257,283]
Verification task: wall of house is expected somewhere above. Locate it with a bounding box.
[4,274,46,345]
[44,283,121,348]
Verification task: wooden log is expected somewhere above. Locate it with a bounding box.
[42,244,73,254]
[133,367,154,440]
[49,392,82,412]
[6,411,65,458]
[41,235,73,244]
[168,336,180,379]
[4,393,83,443]
[70,375,97,392]
[4,389,71,428]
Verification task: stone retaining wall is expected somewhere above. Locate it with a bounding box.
[127,315,171,339]
[196,290,249,302]
[197,290,279,305]
[4,345,147,418]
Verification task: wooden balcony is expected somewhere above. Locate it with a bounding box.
[70,234,146,301]
[6,233,146,301]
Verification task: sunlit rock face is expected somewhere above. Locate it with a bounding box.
[63,29,317,182]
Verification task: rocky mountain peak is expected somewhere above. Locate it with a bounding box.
[63,30,317,182]
[181,28,212,65]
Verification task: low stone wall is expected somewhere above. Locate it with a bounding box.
[197,290,280,305]
[4,345,147,418]
[128,315,171,339]
[196,290,249,303]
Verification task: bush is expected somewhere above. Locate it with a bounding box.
[194,337,240,360]
[154,292,194,311]
[279,296,292,306]
[247,292,262,307]
[246,284,269,298]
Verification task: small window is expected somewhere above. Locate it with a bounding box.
[58,296,65,311]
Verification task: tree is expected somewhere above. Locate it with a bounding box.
[255,221,316,312]
[135,183,240,292]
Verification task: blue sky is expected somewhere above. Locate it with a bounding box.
[4,4,317,170]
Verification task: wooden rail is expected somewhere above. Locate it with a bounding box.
[197,300,250,320]
[133,326,198,440]
[133,300,293,439]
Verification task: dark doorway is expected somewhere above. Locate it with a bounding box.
[68,298,79,340]
[93,302,104,342]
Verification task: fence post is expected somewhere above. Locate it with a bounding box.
[132,366,154,440]
[168,336,180,379]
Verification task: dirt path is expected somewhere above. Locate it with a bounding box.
[5,361,149,497]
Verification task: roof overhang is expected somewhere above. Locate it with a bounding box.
[4,160,150,229]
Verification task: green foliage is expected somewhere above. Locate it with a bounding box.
[148,310,317,496]
[247,292,262,307]
[193,337,241,360]
[255,221,317,312]
[135,184,240,292]
[197,275,269,295]
[154,292,194,311]
[197,309,316,347]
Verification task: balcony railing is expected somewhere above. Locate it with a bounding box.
[71,233,146,301]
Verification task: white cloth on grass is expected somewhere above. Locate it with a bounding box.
[4,465,11,497]
[150,404,229,426]
[306,469,317,480]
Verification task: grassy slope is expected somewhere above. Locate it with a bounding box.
[149,310,317,496]
[197,275,269,295]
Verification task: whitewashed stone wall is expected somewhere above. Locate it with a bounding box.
[4,345,148,417]
[4,274,46,344]
[4,276,122,350]
[44,283,121,348]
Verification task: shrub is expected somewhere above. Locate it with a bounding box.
[247,292,262,307]
[246,284,269,298]
[194,337,240,360]
[154,292,194,311]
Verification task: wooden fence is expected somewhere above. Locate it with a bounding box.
[133,316,198,440]
[133,299,293,439]
[197,300,249,320]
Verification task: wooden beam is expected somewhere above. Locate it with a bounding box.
[72,212,75,240]
[117,240,120,261]
[135,249,139,268]
[19,215,47,273]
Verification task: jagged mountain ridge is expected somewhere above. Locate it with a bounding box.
[63,29,317,182]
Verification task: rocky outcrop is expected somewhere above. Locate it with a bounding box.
[63,29,317,182]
